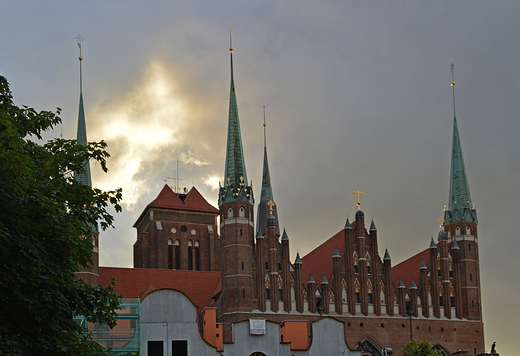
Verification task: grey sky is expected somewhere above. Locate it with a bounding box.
[2,1,519,354]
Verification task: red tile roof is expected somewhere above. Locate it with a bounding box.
[391,248,430,289]
[148,184,185,210]
[183,186,219,214]
[148,184,218,214]
[300,227,433,291]
[301,230,344,286]
[134,185,218,227]
[99,267,221,314]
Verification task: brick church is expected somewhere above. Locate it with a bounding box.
[76,43,485,356]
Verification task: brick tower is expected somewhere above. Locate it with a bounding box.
[442,65,481,320]
[73,42,99,286]
[218,40,255,316]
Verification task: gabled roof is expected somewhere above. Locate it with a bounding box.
[134,185,218,227]
[391,248,430,290]
[301,230,344,285]
[99,267,221,315]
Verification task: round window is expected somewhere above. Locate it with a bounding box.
[180,225,188,233]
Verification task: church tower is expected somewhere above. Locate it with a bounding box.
[256,108,280,237]
[443,65,481,320]
[218,36,255,315]
[73,37,100,286]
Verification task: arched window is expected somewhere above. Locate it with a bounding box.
[228,207,233,218]
[195,240,200,271]
[239,207,245,217]
[174,239,180,270]
[380,281,386,304]
[168,238,173,269]
[455,226,461,235]
[188,240,193,270]
[466,226,471,235]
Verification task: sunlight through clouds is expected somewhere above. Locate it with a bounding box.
[89,60,189,211]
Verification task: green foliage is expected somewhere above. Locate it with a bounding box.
[0,75,123,355]
[402,339,443,356]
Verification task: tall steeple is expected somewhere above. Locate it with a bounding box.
[73,35,99,286]
[256,106,280,236]
[74,35,92,188]
[218,30,255,317]
[219,30,254,207]
[444,64,477,225]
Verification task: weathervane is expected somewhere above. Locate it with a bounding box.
[351,185,365,211]
[229,27,233,52]
[76,34,85,60]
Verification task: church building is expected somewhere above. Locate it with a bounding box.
[76,40,486,356]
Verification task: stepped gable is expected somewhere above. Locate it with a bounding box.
[99,267,220,315]
[301,230,344,285]
[391,248,430,289]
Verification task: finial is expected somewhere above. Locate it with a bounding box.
[76,34,84,61]
[267,199,275,215]
[263,105,267,148]
[451,63,457,119]
[351,185,365,211]
[229,27,233,52]
[438,216,445,228]
[451,63,455,86]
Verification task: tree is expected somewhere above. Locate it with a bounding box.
[0,75,123,355]
[402,339,444,356]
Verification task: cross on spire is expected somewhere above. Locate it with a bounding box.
[351,185,365,210]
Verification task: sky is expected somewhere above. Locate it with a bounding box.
[2,1,519,354]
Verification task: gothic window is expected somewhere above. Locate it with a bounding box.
[354,265,359,274]
[368,293,373,304]
[455,226,461,235]
[278,289,283,301]
[358,339,383,356]
[278,262,281,271]
[380,281,386,304]
[329,290,334,303]
[228,207,233,218]
[266,289,270,300]
[239,207,245,217]
[341,279,348,303]
[175,239,180,270]
[168,238,173,269]
[195,240,200,271]
[188,240,193,270]
[265,262,268,270]
[466,226,471,235]
[354,279,360,303]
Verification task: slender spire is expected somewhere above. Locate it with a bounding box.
[444,64,477,225]
[219,29,254,207]
[74,34,92,188]
[256,106,280,236]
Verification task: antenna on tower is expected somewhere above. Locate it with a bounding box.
[76,34,85,91]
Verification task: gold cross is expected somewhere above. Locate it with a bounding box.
[351,185,365,210]
[438,216,445,227]
[267,200,275,215]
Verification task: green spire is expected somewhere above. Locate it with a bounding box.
[219,43,254,207]
[256,107,280,236]
[74,40,92,188]
[444,64,477,225]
